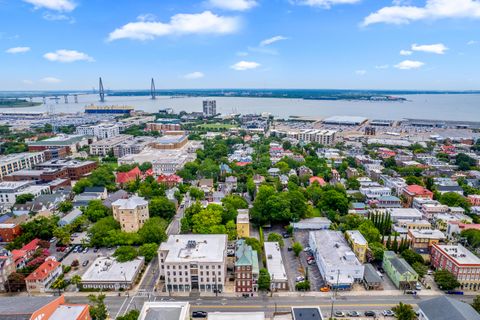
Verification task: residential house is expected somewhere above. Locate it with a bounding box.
[112,196,149,233]
[236,209,250,238]
[345,230,368,263]
[0,248,15,292]
[418,296,480,320]
[402,185,434,207]
[382,251,418,289]
[235,239,259,295]
[25,258,62,293]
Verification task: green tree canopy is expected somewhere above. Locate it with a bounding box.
[113,246,138,262]
[392,302,417,320]
[149,197,176,220]
[434,269,460,291]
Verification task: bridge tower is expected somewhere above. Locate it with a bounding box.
[151,78,156,100]
[99,77,105,103]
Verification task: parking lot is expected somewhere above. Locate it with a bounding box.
[292,230,325,291]
[62,247,116,278]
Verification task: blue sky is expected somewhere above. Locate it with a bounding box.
[1,0,480,90]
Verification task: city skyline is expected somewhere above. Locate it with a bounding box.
[1,0,480,90]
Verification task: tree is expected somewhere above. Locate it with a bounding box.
[405,176,424,186]
[245,238,262,255]
[434,269,460,291]
[15,193,34,204]
[225,220,237,241]
[189,187,205,200]
[58,201,73,213]
[471,295,480,313]
[358,220,381,243]
[267,233,285,248]
[293,242,303,257]
[70,275,82,288]
[401,249,424,266]
[88,216,121,247]
[412,262,428,278]
[346,178,360,190]
[114,246,138,262]
[138,217,168,244]
[88,294,108,320]
[191,204,223,234]
[84,200,111,223]
[258,268,271,291]
[368,242,385,262]
[138,243,159,262]
[439,192,471,211]
[295,280,310,291]
[456,153,477,171]
[149,197,176,220]
[392,302,417,320]
[117,310,140,320]
[317,189,349,215]
[53,227,71,246]
[6,272,25,292]
[73,178,93,194]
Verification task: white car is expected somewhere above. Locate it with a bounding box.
[295,276,305,282]
[303,247,311,252]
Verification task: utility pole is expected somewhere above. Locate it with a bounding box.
[329,269,340,319]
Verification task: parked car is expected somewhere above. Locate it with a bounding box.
[347,311,361,317]
[192,311,208,318]
[427,270,434,275]
[383,310,395,317]
[320,287,330,292]
[303,247,311,252]
[405,290,417,295]
[295,276,305,282]
[447,290,464,295]
[49,237,57,243]
[364,311,376,317]
[93,247,99,253]
[227,249,235,257]
[82,260,89,267]
[83,247,89,253]
[287,247,293,252]
[282,233,290,238]
[307,259,315,265]
[333,311,345,317]
[415,282,422,290]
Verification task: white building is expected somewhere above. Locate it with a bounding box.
[152,155,192,175]
[0,181,51,204]
[76,122,121,139]
[381,175,408,196]
[81,256,145,290]
[264,242,288,290]
[139,302,190,320]
[309,230,364,289]
[208,312,265,320]
[90,134,133,156]
[159,234,227,292]
[360,186,392,200]
[298,129,337,146]
[0,152,45,180]
[388,208,423,222]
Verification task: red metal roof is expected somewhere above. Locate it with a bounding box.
[25,259,61,281]
[22,238,40,252]
[116,167,142,184]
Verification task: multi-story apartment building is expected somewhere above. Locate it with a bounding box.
[112,136,155,158]
[407,229,446,261]
[35,159,98,180]
[76,122,121,139]
[380,175,408,196]
[27,134,92,154]
[146,122,182,132]
[89,134,133,156]
[0,152,45,180]
[264,242,289,291]
[431,243,480,291]
[234,239,259,295]
[360,186,392,200]
[236,210,250,238]
[345,230,368,264]
[402,184,434,207]
[468,195,480,206]
[203,100,217,117]
[309,231,364,289]
[298,129,337,146]
[0,181,51,204]
[383,251,418,289]
[112,196,149,233]
[25,258,62,293]
[158,235,227,293]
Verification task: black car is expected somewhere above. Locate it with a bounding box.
[364,311,376,317]
[192,311,208,318]
[282,233,290,238]
[82,260,89,267]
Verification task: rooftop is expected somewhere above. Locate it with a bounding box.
[49,305,88,320]
[292,307,324,320]
[409,229,446,240]
[322,116,368,125]
[112,195,148,210]
[0,296,59,317]
[0,152,45,163]
[160,234,227,263]
[25,258,61,281]
[311,230,362,269]
[81,257,144,283]
[264,242,287,281]
[346,230,367,246]
[434,244,480,265]
[139,302,190,320]
[384,251,417,276]
[418,296,480,320]
[28,134,89,146]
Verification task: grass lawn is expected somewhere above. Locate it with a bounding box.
[196,123,238,130]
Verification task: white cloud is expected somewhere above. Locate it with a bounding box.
[231,61,260,71]
[41,77,61,83]
[375,64,389,69]
[355,70,367,75]
[23,0,76,12]
[42,12,75,23]
[411,43,448,54]
[394,60,425,70]
[183,71,205,79]
[467,40,478,45]
[292,0,361,9]
[108,11,240,41]
[363,0,480,26]
[208,0,257,11]
[400,49,412,56]
[260,35,288,47]
[22,80,34,85]
[43,49,94,63]
[5,47,31,54]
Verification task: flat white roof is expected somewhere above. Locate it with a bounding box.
[310,231,362,268]
[208,312,265,320]
[436,244,480,265]
[389,208,423,219]
[264,242,287,281]
[49,305,86,320]
[346,230,367,246]
[139,302,190,320]
[81,257,144,283]
[410,229,446,240]
[112,195,148,209]
[160,234,227,263]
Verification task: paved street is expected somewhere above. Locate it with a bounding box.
[66,292,475,319]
